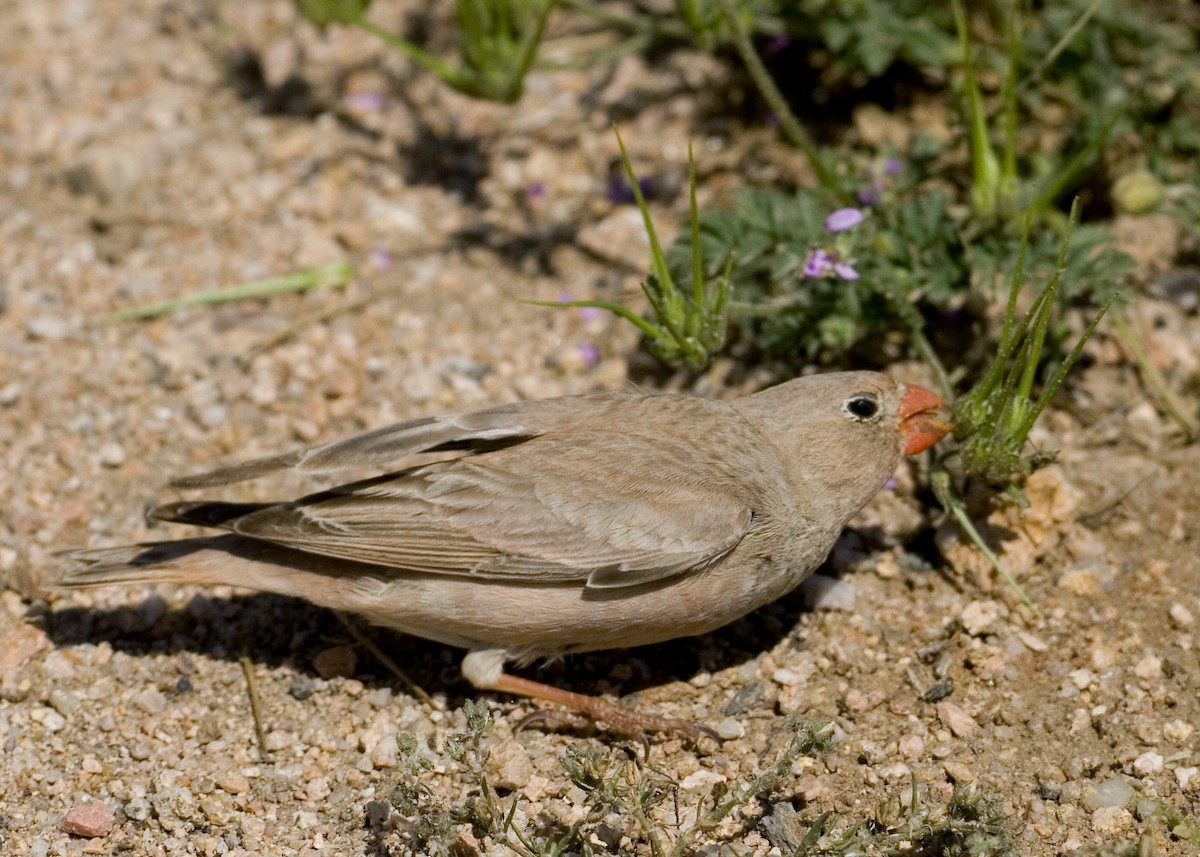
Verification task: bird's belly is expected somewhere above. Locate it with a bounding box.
[348,547,822,661]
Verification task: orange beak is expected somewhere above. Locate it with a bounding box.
[898,384,953,455]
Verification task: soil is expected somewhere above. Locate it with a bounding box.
[1,2,1198,855]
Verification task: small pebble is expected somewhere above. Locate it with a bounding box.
[41,710,67,732]
[898,734,925,758]
[943,761,975,783]
[217,774,250,795]
[1091,806,1133,834]
[27,316,70,340]
[715,717,744,740]
[263,730,293,752]
[98,441,126,467]
[1133,656,1162,680]
[124,797,152,821]
[1164,719,1194,742]
[63,800,114,837]
[1176,767,1199,791]
[1169,603,1194,628]
[48,688,81,716]
[484,741,535,791]
[1132,751,1163,776]
[960,600,1004,636]
[1086,777,1134,810]
[133,687,166,714]
[936,701,978,737]
[1068,669,1097,690]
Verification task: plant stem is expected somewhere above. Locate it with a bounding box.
[714,0,844,197]
[90,261,353,325]
[1111,308,1200,440]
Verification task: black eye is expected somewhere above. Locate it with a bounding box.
[845,395,879,420]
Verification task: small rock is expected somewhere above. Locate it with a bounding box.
[63,800,114,837]
[98,442,126,467]
[133,687,166,714]
[680,769,727,790]
[898,734,925,758]
[943,761,975,783]
[1086,777,1135,810]
[1175,767,1199,791]
[1068,669,1097,690]
[368,732,399,769]
[715,717,744,740]
[1164,719,1194,742]
[312,645,358,679]
[27,316,70,340]
[41,709,67,732]
[1091,806,1133,834]
[1132,752,1163,776]
[1016,631,1049,652]
[936,701,978,737]
[263,730,293,752]
[217,774,250,795]
[795,774,828,802]
[1169,603,1194,628]
[48,689,81,716]
[302,775,331,802]
[124,797,152,821]
[1133,655,1162,680]
[960,600,1005,636]
[484,741,534,791]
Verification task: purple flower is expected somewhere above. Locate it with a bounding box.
[804,248,832,277]
[857,185,881,206]
[884,157,903,175]
[578,343,600,367]
[824,208,864,232]
[526,181,546,199]
[577,305,602,322]
[834,262,859,280]
[767,34,790,54]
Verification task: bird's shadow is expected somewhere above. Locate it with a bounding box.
[44,571,831,723]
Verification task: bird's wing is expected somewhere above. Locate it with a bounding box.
[169,395,600,489]
[165,416,762,591]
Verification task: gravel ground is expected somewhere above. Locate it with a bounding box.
[2,2,1199,855]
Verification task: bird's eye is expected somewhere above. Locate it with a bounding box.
[844,395,879,420]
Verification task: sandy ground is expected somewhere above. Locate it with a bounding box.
[2,1,1199,855]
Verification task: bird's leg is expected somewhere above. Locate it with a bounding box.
[489,672,717,741]
[461,649,716,741]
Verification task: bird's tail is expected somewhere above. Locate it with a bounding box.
[54,538,235,590]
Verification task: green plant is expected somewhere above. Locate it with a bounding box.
[776,779,1016,857]
[530,132,731,371]
[560,714,836,856]
[295,0,556,103]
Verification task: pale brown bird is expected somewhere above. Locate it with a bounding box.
[58,371,951,736]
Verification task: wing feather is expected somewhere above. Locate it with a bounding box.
[164,394,779,591]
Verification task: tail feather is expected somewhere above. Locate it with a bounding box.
[54,539,223,589]
[150,501,272,527]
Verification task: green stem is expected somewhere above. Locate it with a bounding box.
[933,470,1038,615]
[1111,310,1200,440]
[90,261,353,325]
[354,18,464,86]
[714,0,844,196]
